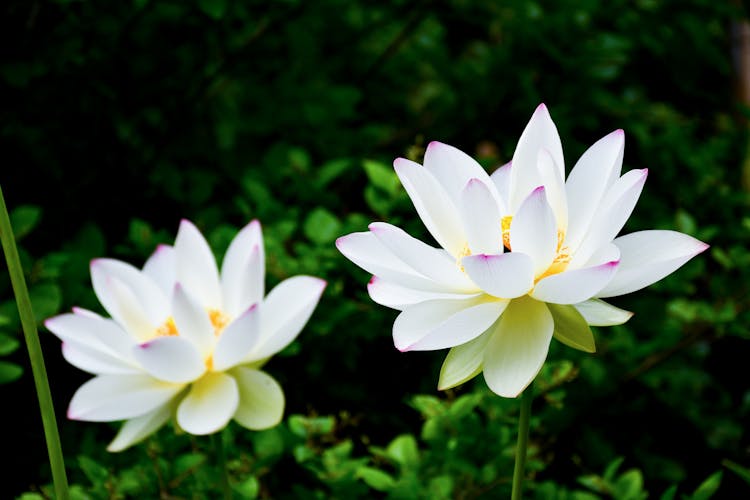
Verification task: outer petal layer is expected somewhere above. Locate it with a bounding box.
[232,367,285,430]
[483,296,553,398]
[532,260,619,304]
[438,328,493,390]
[462,253,534,299]
[597,230,709,298]
[177,372,239,435]
[107,402,173,452]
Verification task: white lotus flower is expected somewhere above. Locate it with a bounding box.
[46,219,326,451]
[336,104,708,398]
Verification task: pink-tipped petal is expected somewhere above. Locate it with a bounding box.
[597,230,709,298]
[510,187,558,276]
[532,260,620,305]
[133,336,206,384]
[172,284,215,357]
[393,296,508,352]
[423,141,500,206]
[221,220,264,318]
[459,178,503,255]
[393,158,467,256]
[462,253,535,299]
[174,220,222,310]
[212,304,261,371]
[367,276,480,311]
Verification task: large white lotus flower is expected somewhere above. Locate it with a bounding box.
[336,104,708,398]
[46,220,326,451]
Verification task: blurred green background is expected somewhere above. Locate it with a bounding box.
[1,0,749,498]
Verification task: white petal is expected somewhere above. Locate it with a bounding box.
[142,245,176,300]
[573,299,633,326]
[92,274,158,342]
[393,157,467,256]
[336,231,446,291]
[107,402,173,452]
[91,259,170,325]
[133,336,206,384]
[68,374,183,422]
[369,222,477,292]
[537,149,567,233]
[423,141,500,205]
[597,230,709,298]
[213,304,260,371]
[569,169,648,267]
[460,178,503,255]
[174,220,222,310]
[176,372,239,435]
[367,276,480,310]
[221,220,264,318]
[462,253,535,299]
[509,104,564,212]
[232,367,284,430]
[510,187,558,276]
[532,260,619,304]
[172,284,215,357]
[45,312,137,363]
[490,162,511,212]
[62,342,139,375]
[564,130,625,251]
[250,276,326,360]
[483,296,553,397]
[438,328,493,390]
[393,296,508,352]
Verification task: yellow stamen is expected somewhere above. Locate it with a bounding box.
[208,309,230,336]
[456,242,472,272]
[501,216,513,250]
[537,230,570,281]
[155,317,178,337]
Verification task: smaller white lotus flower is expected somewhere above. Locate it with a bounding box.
[336,104,708,398]
[46,219,326,451]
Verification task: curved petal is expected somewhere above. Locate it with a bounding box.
[172,284,215,357]
[213,304,260,371]
[142,245,176,300]
[68,374,184,422]
[483,296,553,398]
[62,342,140,375]
[367,276,480,310]
[91,258,170,326]
[91,275,158,342]
[548,303,596,353]
[509,104,564,212]
[490,162,512,211]
[221,220,264,318]
[393,296,508,352]
[133,336,206,384]
[565,130,624,251]
[176,372,239,435]
[423,141,500,205]
[250,276,326,360]
[573,298,633,326]
[460,178,503,255]
[597,230,709,298]
[510,187,558,276]
[336,231,446,291]
[45,312,137,363]
[438,328,493,391]
[232,367,284,430]
[393,157,467,256]
[174,220,222,310]
[569,169,648,267]
[532,260,619,304]
[537,149,567,233]
[462,253,535,299]
[369,222,477,292]
[107,401,174,452]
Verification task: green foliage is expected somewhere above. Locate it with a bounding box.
[1,0,748,498]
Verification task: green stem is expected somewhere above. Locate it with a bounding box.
[0,185,69,499]
[511,388,533,500]
[213,431,232,500]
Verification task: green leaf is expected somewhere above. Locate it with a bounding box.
[690,471,722,500]
[288,415,335,438]
[10,205,42,241]
[78,455,109,485]
[612,469,645,499]
[548,303,596,353]
[0,360,23,384]
[197,0,227,19]
[173,452,205,476]
[363,159,401,195]
[722,459,750,485]
[356,466,396,492]
[386,434,419,468]
[303,208,342,244]
[0,332,20,356]
[234,475,259,499]
[428,475,454,498]
[29,283,62,323]
[659,485,678,500]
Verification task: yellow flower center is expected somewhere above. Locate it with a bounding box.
[501,215,513,250]
[153,308,231,372]
[455,242,472,272]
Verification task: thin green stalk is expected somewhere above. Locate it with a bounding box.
[213,431,232,500]
[0,185,69,499]
[511,388,533,500]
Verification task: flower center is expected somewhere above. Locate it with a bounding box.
[537,231,570,281]
[501,215,513,250]
[154,309,231,339]
[456,242,472,272]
